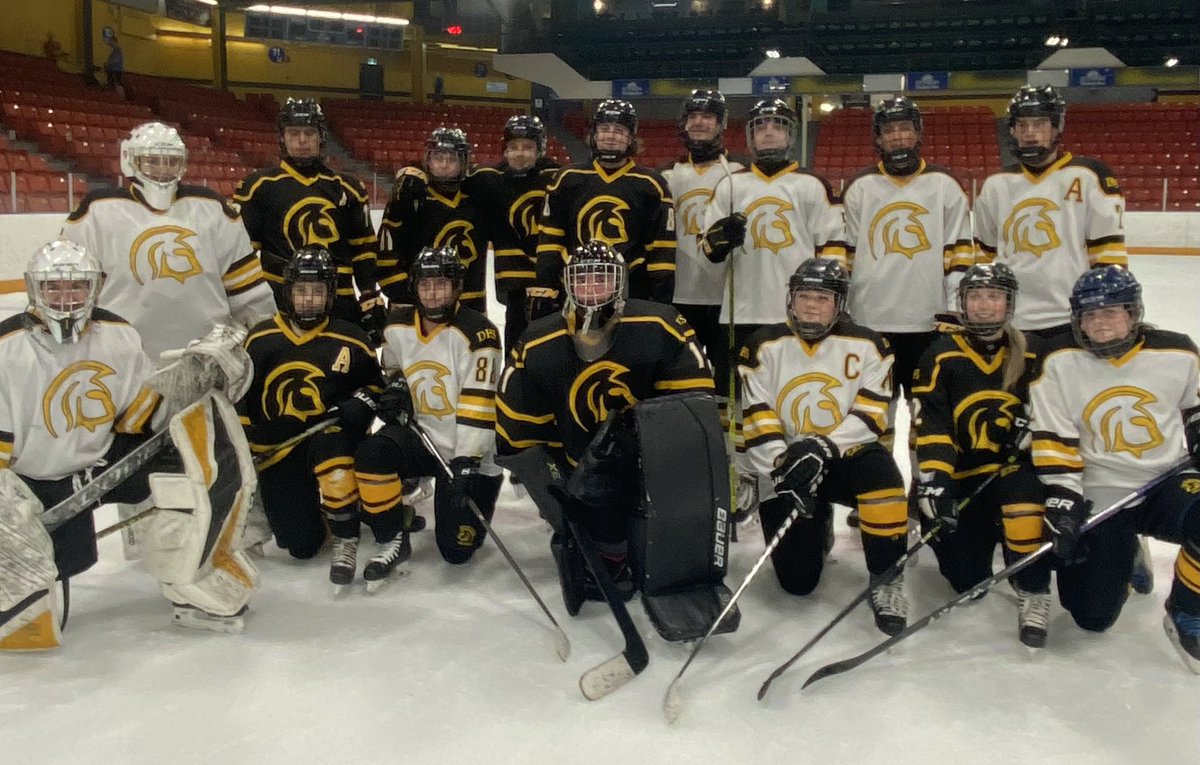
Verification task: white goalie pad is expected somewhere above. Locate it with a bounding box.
[151,324,253,408]
[0,469,62,650]
[143,392,260,618]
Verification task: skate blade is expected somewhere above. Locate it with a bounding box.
[172,609,245,635]
[364,569,409,594]
[1163,615,1200,675]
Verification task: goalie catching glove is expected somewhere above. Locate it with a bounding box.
[151,323,252,407]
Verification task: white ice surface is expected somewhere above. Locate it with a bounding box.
[3,256,1199,764]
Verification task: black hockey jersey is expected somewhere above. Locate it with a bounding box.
[497,299,712,466]
[465,159,560,298]
[239,313,384,466]
[536,159,676,304]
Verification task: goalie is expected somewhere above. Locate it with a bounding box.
[0,241,259,651]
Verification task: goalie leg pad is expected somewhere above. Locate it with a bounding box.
[0,469,63,650]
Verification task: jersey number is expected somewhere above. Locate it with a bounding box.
[475,357,497,384]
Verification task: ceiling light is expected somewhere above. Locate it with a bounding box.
[765,49,781,59]
[1165,56,1180,67]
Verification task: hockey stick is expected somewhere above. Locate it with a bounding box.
[662,494,809,723]
[410,424,571,662]
[800,456,1193,691]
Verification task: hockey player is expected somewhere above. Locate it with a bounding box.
[910,263,1052,647]
[1030,265,1200,669]
[234,99,386,344]
[378,127,488,314]
[238,247,385,582]
[530,100,676,320]
[974,85,1127,338]
[62,121,277,361]
[354,246,503,570]
[464,115,560,351]
[738,258,909,635]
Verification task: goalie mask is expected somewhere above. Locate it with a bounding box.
[747,98,797,164]
[25,240,105,345]
[958,262,1018,338]
[278,98,328,169]
[1069,265,1143,359]
[678,89,727,162]
[563,241,627,362]
[1007,85,1065,167]
[411,245,465,324]
[425,127,471,193]
[282,246,337,330]
[873,96,923,175]
[120,122,187,211]
[786,258,849,341]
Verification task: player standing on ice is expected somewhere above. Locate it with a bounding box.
[1029,265,1200,671]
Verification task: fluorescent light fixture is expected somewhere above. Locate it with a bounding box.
[271,5,308,15]
[652,2,678,6]
[193,0,218,6]
[1044,35,1060,47]
[1165,56,1179,67]
[306,10,343,19]
[818,102,835,114]
[765,48,781,59]
[1058,37,1069,47]
[245,6,409,25]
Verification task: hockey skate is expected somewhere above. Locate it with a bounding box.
[869,573,909,636]
[1015,588,1052,650]
[171,603,247,635]
[1163,601,1200,675]
[363,530,411,593]
[329,536,359,591]
[1131,537,1154,595]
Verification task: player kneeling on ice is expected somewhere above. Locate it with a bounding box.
[498,241,737,644]
[738,258,910,635]
[354,246,503,577]
[910,263,1052,648]
[1030,265,1200,672]
[0,242,259,650]
[238,247,386,586]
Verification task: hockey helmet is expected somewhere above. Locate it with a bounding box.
[678,89,727,159]
[282,246,337,330]
[957,263,1019,338]
[746,98,797,163]
[1007,85,1066,166]
[503,115,547,155]
[278,98,328,167]
[588,99,638,164]
[411,245,465,324]
[424,127,471,191]
[564,240,627,361]
[787,258,849,341]
[120,121,187,211]
[25,240,105,345]
[1069,265,1143,358]
[873,97,923,175]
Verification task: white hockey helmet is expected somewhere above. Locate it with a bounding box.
[120,121,187,210]
[25,240,105,345]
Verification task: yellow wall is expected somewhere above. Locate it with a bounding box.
[426,47,531,103]
[0,0,80,70]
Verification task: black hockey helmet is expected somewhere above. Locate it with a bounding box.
[746,98,797,163]
[957,262,1019,337]
[564,240,627,361]
[503,115,547,155]
[277,98,327,166]
[588,99,638,163]
[873,96,923,175]
[1069,265,1143,358]
[411,245,465,323]
[424,127,471,190]
[1007,85,1066,166]
[282,246,337,329]
[787,258,849,340]
[678,88,727,158]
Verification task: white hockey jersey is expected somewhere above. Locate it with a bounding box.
[974,154,1127,330]
[0,310,166,481]
[842,161,973,332]
[381,305,502,476]
[663,156,744,305]
[704,162,847,325]
[1029,329,1199,497]
[62,185,277,360]
[737,320,893,492]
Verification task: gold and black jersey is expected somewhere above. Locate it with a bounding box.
[378,185,488,311]
[536,160,676,304]
[911,331,1040,481]
[233,161,380,301]
[465,160,559,297]
[496,299,712,466]
[239,313,383,465]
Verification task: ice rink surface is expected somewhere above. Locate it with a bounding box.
[3,256,1198,764]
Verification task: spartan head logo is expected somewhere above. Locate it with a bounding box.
[509,190,546,240]
[867,202,932,260]
[434,220,479,268]
[283,196,341,250]
[776,372,844,436]
[577,196,631,248]
[262,361,326,422]
[745,196,797,255]
[1081,386,1165,458]
[952,390,1023,453]
[404,360,454,417]
[1002,198,1062,258]
[42,361,117,438]
[568,361,639,431]
[677,187,715,238]
[129,226,202,285]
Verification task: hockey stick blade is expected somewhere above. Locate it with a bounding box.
[580,650,647,701]
[800,458,1192,691]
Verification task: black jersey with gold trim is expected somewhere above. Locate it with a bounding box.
[497,299,712,466]
[239,313,383,462]
[466,160,560,298]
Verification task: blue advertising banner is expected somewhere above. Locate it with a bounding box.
[612,79,651,98]
[907,71,949,91]
[1070,68,1115,87]
[751,76,791,95]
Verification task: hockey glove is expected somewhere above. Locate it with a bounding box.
[391,166,429,206]
[336,388,379,434]
[771,435,838,506]
[449,455,483,507]
[378,374,415,427]
[1000,409,1032,462]
[358,290,387,347]
[915,471,958,530]
[1185,409,1200,468]
[1043,486,1090,562]
[525,286,562,322]
[701,213,747,264]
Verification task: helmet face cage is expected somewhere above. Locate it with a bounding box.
[873,97,923,173]
[282,246,337,329]
[589,99,638,163]
[424,128,471,187]
[25,240,104,345]
[278,98,328,163]
[1007,85,1065,165]
[564,242,627,361]
[746,99,797,163]
[957,263,1018,337]
[786,259,849,341]
[1069,266,1143,358]
[120,122,187,210]
[503,115,547,155]
[678,89,728,155]
[411,246,465,323]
